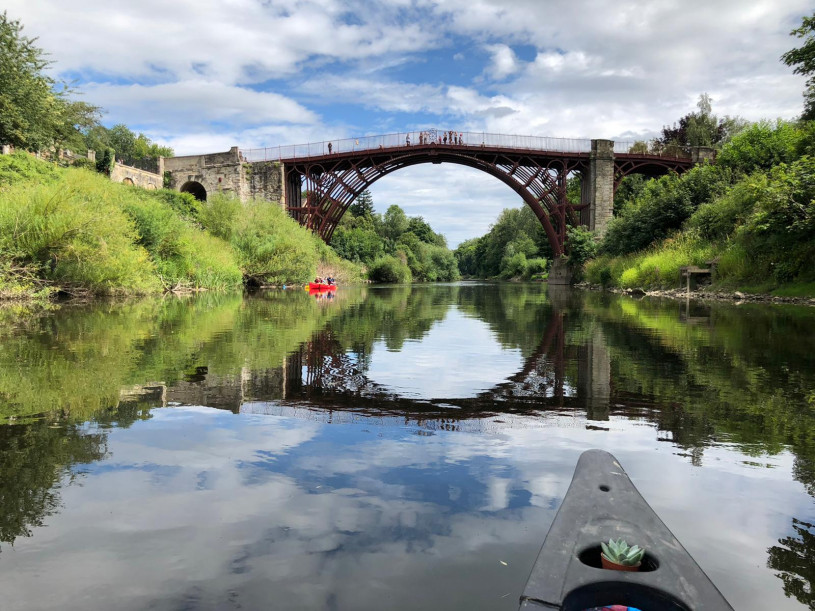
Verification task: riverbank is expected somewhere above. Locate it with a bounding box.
[0,153,365,301]
[575,281,815,306]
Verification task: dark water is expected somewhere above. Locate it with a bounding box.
[1,284,814,610]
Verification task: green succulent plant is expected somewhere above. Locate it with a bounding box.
[600,539,645,566]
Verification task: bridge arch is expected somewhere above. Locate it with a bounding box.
[283,147,588,256]
[180,180,207,201]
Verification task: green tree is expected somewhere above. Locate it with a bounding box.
[0,13,100,152]
[659,94,745,148]
[782,12,815,120]
[407,216,446,246]
[349,189,375,218]
[382,205,409,242]
[88,124,172,165]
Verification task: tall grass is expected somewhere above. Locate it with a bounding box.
[0,152,60,189]
[199,194,365,285]
[586,233,716,289]
[0,157,365,297]
[0,170,160,294]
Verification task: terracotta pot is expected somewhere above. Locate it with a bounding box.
[600,553,641,572]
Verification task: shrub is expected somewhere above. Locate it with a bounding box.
[96,148,115,176]
[685,176,757,241]
[153,190,201,220]
[0,152,60,189]
[331,225,385,264]
[121,191,241,289]
[368,254,412,283]
[70,157,95,171]
[601,164,731,256]
[716,120,803,175]
[500,252,527,279]
[524,257,548,280]
[0,171,159,294]
[199,194,321,285]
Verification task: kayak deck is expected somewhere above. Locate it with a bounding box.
[519,450,733,610]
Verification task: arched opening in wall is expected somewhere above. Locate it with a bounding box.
[180,180,207,201]
[122,177,134,185]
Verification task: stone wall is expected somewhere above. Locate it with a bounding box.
[163,146,245,201]
[111,162,163,190]
[163,147,284,205]
[247,160,285,203]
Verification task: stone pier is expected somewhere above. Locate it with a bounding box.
[585,139,615,237]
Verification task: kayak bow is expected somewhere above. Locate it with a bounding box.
[519,450,733,611]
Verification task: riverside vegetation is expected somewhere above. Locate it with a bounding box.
[0,153,365,299]
[585,118,815,297]
[584,15,815,298]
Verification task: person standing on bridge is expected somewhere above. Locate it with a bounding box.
[327,142,332,154]
[406,134,411,146]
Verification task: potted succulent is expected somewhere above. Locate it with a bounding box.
[600,538,645,572]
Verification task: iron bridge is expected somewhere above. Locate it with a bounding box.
[242,131,704,256]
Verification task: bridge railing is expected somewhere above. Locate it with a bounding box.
[240,132,696,162]
[613,141,694,159]
[241,131,595,162]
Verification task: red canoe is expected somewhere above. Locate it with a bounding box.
[308,283,337,291]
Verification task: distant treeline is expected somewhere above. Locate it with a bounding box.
[331,190,459,283]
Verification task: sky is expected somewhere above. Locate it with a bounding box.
[7,0,812,246]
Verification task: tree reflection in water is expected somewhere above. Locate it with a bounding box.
[769,518,815,609]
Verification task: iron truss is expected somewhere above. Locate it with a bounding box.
[281,144,693,256]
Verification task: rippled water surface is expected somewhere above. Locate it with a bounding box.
[1,284,814,610]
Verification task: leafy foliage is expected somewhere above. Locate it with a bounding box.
[600,164,732,256]
[781,12,815,120]
[658,93,746,148]
[84,123,173,166]
[368,254,412,283]
[716,120,804,175]
[331,192,458,283]
[588,119,815,292]
[0,12,100,152]
[199,194,321,286]
[454,205,551,279]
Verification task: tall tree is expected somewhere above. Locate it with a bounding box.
[349,189,375,217]
[0,12,99,151]
[659,94,745,148]
[781,12,815,120]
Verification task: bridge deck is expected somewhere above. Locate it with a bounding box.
[241,129,693,164]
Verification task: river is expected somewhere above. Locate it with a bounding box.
[0,283,813,610]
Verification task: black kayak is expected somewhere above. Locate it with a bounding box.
[519,450,733,610]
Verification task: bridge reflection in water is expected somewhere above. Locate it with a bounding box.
[154,287,616,432]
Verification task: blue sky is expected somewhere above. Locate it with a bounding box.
[8,0,812,246]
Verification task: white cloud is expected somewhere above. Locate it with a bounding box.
[484,44,520,80]
[85,80,318,129]
[5,0,437,84]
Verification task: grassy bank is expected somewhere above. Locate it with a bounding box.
[0,153,363,299]
[584,120,815,298]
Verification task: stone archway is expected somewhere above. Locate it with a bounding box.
[180,180,207,201]
[122,177,134,186]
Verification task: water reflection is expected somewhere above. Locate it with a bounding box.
[0,285,814,610]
